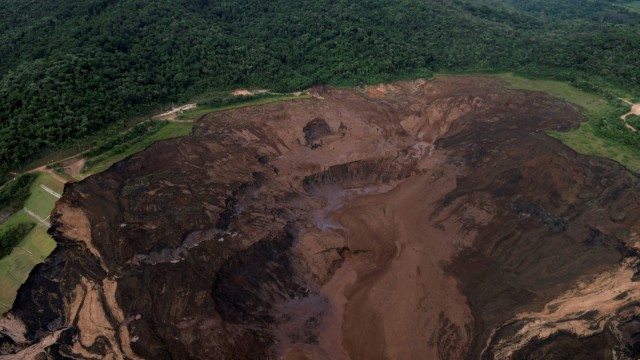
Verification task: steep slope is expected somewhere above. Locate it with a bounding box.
[1,76,639,359]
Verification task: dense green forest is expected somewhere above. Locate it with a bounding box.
[595,104,640,153]
[0,174,36,212]
[1,0,640,179]
[0,222,34,257]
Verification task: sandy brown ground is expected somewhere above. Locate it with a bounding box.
[60,158,85,179]
[288,154,474,359]
[2,77,639,360]
[335,169,473,359]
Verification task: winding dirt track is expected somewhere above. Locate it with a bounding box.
[1,77,640,360]
[619,98,640,132]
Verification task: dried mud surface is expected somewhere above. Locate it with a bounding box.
[1,77,640,360]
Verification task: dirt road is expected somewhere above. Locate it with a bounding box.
[152,104,197,121]
[620,98,639,132]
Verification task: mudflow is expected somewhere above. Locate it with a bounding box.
[1,77,640,360]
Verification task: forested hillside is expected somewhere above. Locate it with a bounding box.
[1,0,639,178]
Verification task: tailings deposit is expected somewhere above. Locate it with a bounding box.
[2,77,640,360]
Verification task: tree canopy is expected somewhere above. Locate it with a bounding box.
[1,0,639,177]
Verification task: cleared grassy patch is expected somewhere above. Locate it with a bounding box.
[20,225,56,259]
[495,73,608,111]
[38,172,65,194]
[23,188,57,220]
[178,94,312,121]
[82,121,193,175]
[22,172,63,220]
[490,74,639,173]
[433,72,608,111]
[0,171,61,314]
[0,210,34,230]
[0,221,54,313]
[4,248,40,281]
[0,275,21,313]
[548,109,640,174]
[436,73,639,174]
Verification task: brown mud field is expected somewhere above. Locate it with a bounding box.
[1,76,640,359]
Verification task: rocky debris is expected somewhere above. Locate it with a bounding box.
[1,76,639,359]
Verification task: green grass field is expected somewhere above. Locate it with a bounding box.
[496,73,608,111]
[548,110,640,174]
[38,173,65,194]
[0,210,33,230]
[436,73,640,173]
[22,172,63,220]
[0,219,54,314]
[0,171,61,314]
[0,225,54,313]
[433,72,608,111]
[494,74,640,173]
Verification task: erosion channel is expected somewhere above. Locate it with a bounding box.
[1,76,640,360]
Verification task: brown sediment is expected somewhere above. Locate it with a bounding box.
[1,76,639,359]
[52,202,107,272]
[152,103,197,121]
[484,260,640,359]
[327,163,475,360]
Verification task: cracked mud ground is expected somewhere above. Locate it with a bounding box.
[1,76,640,359]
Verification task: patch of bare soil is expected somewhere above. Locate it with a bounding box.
[232,89,253,96]
[231,89,270,96]
[2,77,640,360]
[152,103,197,120]
[59,157,85,179]
[29,165,68,185]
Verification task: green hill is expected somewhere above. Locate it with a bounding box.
[1,0,639,178]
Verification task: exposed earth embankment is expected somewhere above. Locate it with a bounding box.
[1,77,639,359]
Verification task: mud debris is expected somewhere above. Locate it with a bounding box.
[1,77,639,359]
